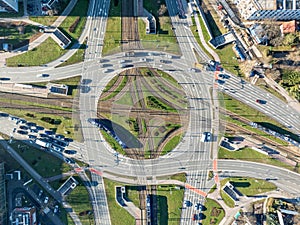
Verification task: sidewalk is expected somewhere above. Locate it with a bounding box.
[193,0,220,62]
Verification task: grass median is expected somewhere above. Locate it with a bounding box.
[219,147,294,170]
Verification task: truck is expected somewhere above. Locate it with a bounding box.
[35,139,50,148]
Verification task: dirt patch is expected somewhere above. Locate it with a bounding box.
[211,207,221,217]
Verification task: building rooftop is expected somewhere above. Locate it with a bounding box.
[280,20,297,33]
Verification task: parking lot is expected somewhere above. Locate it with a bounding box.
[0,112,77,164]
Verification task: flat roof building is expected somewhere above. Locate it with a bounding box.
[0,0,18,13]
[10,207,37,225]
[234,0,300,20]
[0,163,6,225]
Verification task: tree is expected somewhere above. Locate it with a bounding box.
[283,33,299,46]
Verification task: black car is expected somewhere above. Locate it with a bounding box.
[17,130,28,135]
[64,150,77,155]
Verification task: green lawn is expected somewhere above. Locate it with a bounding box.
[0,23,40,47]
[220,177,277,196]
[103,178,135,225]
[156,185,185,225]
[58,0,89,41]
[126,186,141,208]
[218,147,294,170]
[102,0,122,55]
[56,43,86,67]
[191,15,213,61]
[30,16,59,26]
[196,14,240,76]
[161,135,182,155]
[7,0,89,67]
[158,173,186,183]
[219,176,277,207]
[220,189,235,208]
[6,38,63,66]
[139,19,180,55]
[9,139,71,178]
[140,0,180,54]
[66,175,95,225]
[202,198,225,225]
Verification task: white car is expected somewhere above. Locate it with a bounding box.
[44,196,49,204]
[36,73,49,78]
[54,205,59,213]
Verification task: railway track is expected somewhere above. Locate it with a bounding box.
[121,0,142,51]
[223,121,300,160]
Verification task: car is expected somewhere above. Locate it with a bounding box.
[184,200,192,207]
[18,119,27,124]
[192,214,198,221]
[38,190,43,197]
[52,145,63,152]
[218,74,230,79]
[36,73,49,78]
[188,68,198,72]
[0,113,9,117]
[55,134,65,139]
[44,196,49,204]
[19,125,29,130]
[28,134,37,139]
[30,129,38,133]
[64,158,75,164]
[26,122,36,127]
[206,132,212,141]
[64,137,73,142]
[139,58,147,62]
[17,130,28,135]
[54,205,59,213]
[256,99,267,104]
[45,130,54,135]
[215,79,225,85]
[40,133,48,137]
[0,77,10,81]
[194,203,202,211]
[64,150,77,155]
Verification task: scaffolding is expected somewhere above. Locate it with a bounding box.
[0,163,6,225]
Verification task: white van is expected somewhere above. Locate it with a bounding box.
[201,132,212,142]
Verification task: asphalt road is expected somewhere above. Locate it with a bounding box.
[1,0,300,224]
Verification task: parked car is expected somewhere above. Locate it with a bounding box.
[54,205,59,213]
[44,196,49,204]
